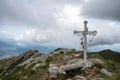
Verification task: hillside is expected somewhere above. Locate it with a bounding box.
[0,48,120,80]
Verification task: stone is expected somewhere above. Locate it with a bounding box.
[23,75,27,79]
[84,60,94,68]
[74,54,80,57]
[35,63,41,67]
[32,63,40,70]
[52,51,60,55]
[63,55,69,60]
[67,59,83,65]
[97,78,104,80]
[49,64,58,78]
[58,59,84,74]
[90,59,104,64]
[32,63,46,70]
[18,71,22,75]
[58,59,94,74]
[75,75,87,80]
[100,68,113,76]
[18,53,48,67]
[92,78,104,80]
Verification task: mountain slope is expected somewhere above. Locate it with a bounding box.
[0,49,120,80]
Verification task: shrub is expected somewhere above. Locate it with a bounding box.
[94,63,104,69]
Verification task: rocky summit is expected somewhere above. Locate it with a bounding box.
[0,48,120,80]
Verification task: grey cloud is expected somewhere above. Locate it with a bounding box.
[0,0,57,28]
[0,0,84,47]
[89,25,120,46]
[82,0,120,21]
[52,0,84,5]
[0,0,83,28]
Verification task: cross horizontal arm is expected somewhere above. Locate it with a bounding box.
[87,30,97,36]
[74,30,97,36]
[74,30,84,34]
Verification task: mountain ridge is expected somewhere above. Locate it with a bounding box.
[0,48,120,80]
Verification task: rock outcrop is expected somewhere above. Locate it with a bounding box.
[58,59,84,74]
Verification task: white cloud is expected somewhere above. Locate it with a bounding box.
[109,22,116,26]
[57,5,82,24]
[0,30,7,34]
[14,34,25,41]
[16,42,26,47]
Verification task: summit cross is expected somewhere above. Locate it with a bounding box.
[74,20,97,67]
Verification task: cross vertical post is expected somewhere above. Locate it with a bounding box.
[74,20,97,68]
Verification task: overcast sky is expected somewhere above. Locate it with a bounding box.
[0,0,120,52]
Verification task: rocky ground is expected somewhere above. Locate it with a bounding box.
[0,48,120,80]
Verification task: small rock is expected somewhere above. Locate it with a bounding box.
[90,59,104,64]
[52,51,60,55]
[63,55,69,60]
[97,78,104,80]
[74,54,80,57]
[92,77,104,80]
[67,79,72,80]
[39,63,46,67]
[32,63,46,70]
[35,63,41,68]
[100,68,113,76]
[18,71,22,75]
[23,75,27,79]
[32,63,41,70]
[75,75,86,80]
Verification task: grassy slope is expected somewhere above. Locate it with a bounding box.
[89,49,120,80]
[1,49,120,80]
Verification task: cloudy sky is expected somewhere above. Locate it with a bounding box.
[0,0,120,52]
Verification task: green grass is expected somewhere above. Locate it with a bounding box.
[89,49,120,80]
[1,49,120,80]
[2,63,36,80]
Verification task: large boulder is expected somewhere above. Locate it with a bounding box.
[58,59,94,74]
[58,59,84,74]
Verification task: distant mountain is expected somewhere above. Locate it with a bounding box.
[0,41,16,59]
[0,41,12,48]
[0,41,55,59]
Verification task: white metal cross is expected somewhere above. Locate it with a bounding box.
[74,20,97,67]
